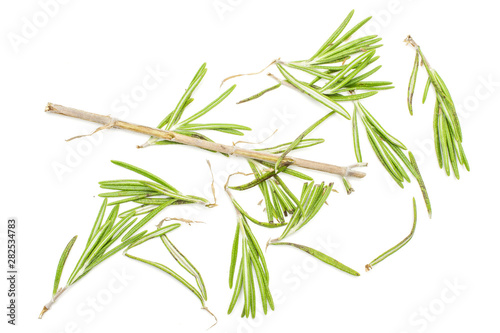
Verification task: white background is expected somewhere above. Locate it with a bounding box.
[1,0,499,332]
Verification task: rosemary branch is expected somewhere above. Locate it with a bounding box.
[45,103,366,179]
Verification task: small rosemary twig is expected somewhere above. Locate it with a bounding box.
[45,103,366,179]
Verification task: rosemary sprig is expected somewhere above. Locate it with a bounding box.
[351,98,432,217]
[140,63,250,149]
[99,160,211,223]
[226,188,274,318]
[228,111,347,225]
[224,10,392,109]
[365,198,417,271]
[219,11,432,201]
[405,35,469,178]
[39,202,146,318]
[40,161,212,319]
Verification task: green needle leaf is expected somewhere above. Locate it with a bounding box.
[422,77,432,104]
[276,64,351,119]
[160,234,208,300]
[438,112,451,176]
[52,235,77,297]
[125,253,206,307]
[126,223,181,250]
[309,9,354,60]
[111,160,179,193]
[229,223,240,288]
[237,82,282,104]
[407,52,419,115]
[122,201,175,241]
[228,262,244,314]
[274,111,335,172]
[178,84,237,125]
[433,99,443,168]
[409,152,432,218]
[87,199,107,247]
[366,198,417,271]
[320,50,375,93]
[352,106,362,162]
[270,241,360,276]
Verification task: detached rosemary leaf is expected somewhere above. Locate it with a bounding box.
[237,82,282,104]
[270,242,359,276]
[52,235,77,297]
[366,198,417,271]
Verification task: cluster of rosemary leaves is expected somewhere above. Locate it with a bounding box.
[40,161,216,326]
[222,10,432,217]
[41,8,468,326]
[405,35,469,178]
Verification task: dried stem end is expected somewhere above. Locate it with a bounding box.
[38,306,49,319]
[202,306,218,330]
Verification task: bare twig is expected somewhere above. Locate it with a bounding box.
[45,103,366,179]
